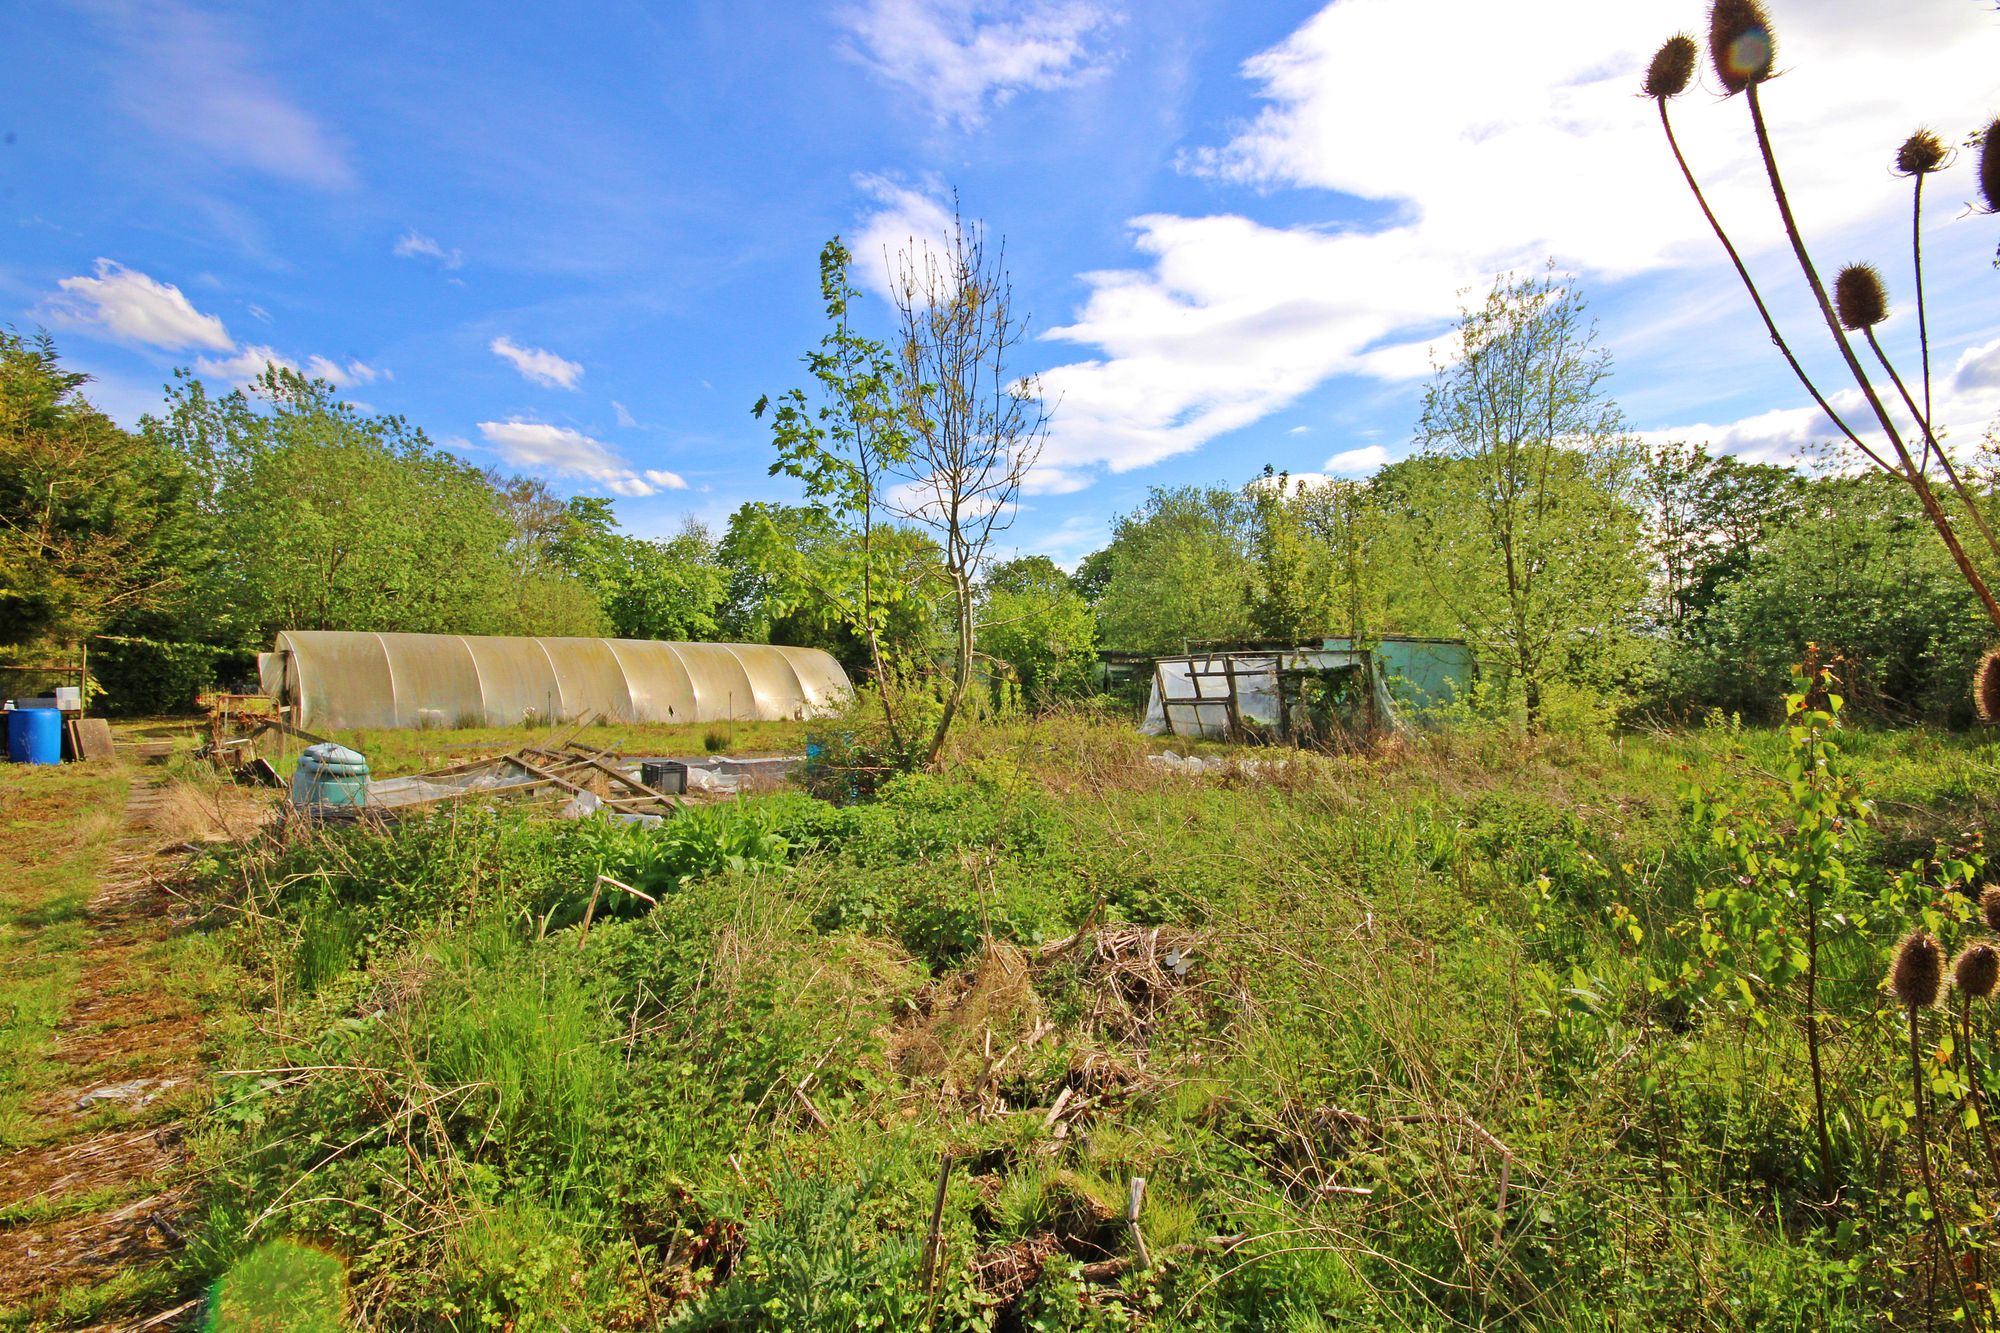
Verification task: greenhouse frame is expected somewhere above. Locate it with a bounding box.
[258,631,852,732]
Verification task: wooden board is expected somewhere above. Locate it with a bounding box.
[69,718,117,762]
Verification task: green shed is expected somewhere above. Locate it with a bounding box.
[1320,636,1476,720]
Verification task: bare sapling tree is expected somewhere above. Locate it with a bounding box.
[1644,5,2000,706]
[887,204,1050,767]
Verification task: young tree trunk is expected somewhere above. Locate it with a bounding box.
[927,568,975,768]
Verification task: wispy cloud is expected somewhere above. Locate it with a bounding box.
[1324,445,1390,476]
[88,0,355,189]
[476,420,685,496]
[491,336,584,390]
[44,258,232,350]
[194,345,379,390]
[850,173,959,296]
[838,0,1119,127]
[612,400,639,429]
[394,230,464,270]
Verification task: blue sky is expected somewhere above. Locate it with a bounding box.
[6,0,1999,566]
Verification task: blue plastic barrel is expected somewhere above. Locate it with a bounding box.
[290,743,371,810]
[7,708,62,765]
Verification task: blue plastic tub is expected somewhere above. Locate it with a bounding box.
[290,743,371,811]
[7,708,62,765]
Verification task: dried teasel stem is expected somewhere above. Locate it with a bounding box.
[1955,960,2000,1193]
[1895,132,1945,461]
[1742,80,2000,633]
[1892,931,1978,1328]
[1649,83,1879,472]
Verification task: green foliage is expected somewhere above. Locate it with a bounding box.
[1398,269,1648,726]
[150,367,523,647]
[1667,469,1993,724]
[553,498,728,640]
[978,556,1098,706]
[0,329,193,648]
[720,501,947,670]
[1636,440,1803,629]
[1092,485,1256,653]
[88,635,230,716]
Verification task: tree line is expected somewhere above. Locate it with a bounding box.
[4,258,1994,729]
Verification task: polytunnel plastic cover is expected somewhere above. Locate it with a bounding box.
[261,631,852,731]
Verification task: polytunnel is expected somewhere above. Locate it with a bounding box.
[257,631,852,731]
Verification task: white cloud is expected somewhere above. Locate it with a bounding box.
[194,345,380,390]
[1956,338,2000,395]
[93,0,354,189]
[612,400,639,429]
[1030,0,2000,488]
[1324,445,1391,476]
[1643,364,2000,469]
[491,336,584,390]
[839,0,1119,127]
[46,259,232,351]
[851,174,961,299]
[1286,425,1310,436]
[393,230,464,269]
[477,420,685,496]
[1249,469,1336,493]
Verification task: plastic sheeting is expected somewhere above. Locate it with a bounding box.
[260,631,852,731]
[1140,648,1412,742]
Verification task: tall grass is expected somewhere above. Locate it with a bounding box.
[168,713,2000,1329]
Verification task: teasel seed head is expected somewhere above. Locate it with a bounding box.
[1955,944,2000,1001]
[1895,129,1946,177]
[1980,119,2000,214]
[1834,263,1889,331]
[1981,885,2000,932]
[1709,0,1775,96]
[1645,35,1699,100]
[1891,929,1945,1010]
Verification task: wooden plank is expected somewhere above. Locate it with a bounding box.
[530,747,681,805]
[72,718,117,762]
[499,753,594,797]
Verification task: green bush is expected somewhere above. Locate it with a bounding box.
[91,636,232,715]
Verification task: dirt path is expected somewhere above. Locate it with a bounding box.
[0,771,208,1331]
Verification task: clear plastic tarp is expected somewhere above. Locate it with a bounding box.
[1141,648,1411,742]
[262,631,852,731]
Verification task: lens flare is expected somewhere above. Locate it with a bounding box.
[1725,30,1770,84]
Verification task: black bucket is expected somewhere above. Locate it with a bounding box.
[642,759,688,795]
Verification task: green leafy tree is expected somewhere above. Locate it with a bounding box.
[1674,469,1991,724]
[552,498,727,641]
[976,556,1098,706]
[719,503,946,671]
[754,239,920,758]
[1636,440,1802,628]
[488,474,610,636]
[1246,470,1337,643]
[153,367,517,646]
[1399,270,1647,725]
[0,330,192,649]
[1090,485,1256,654]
